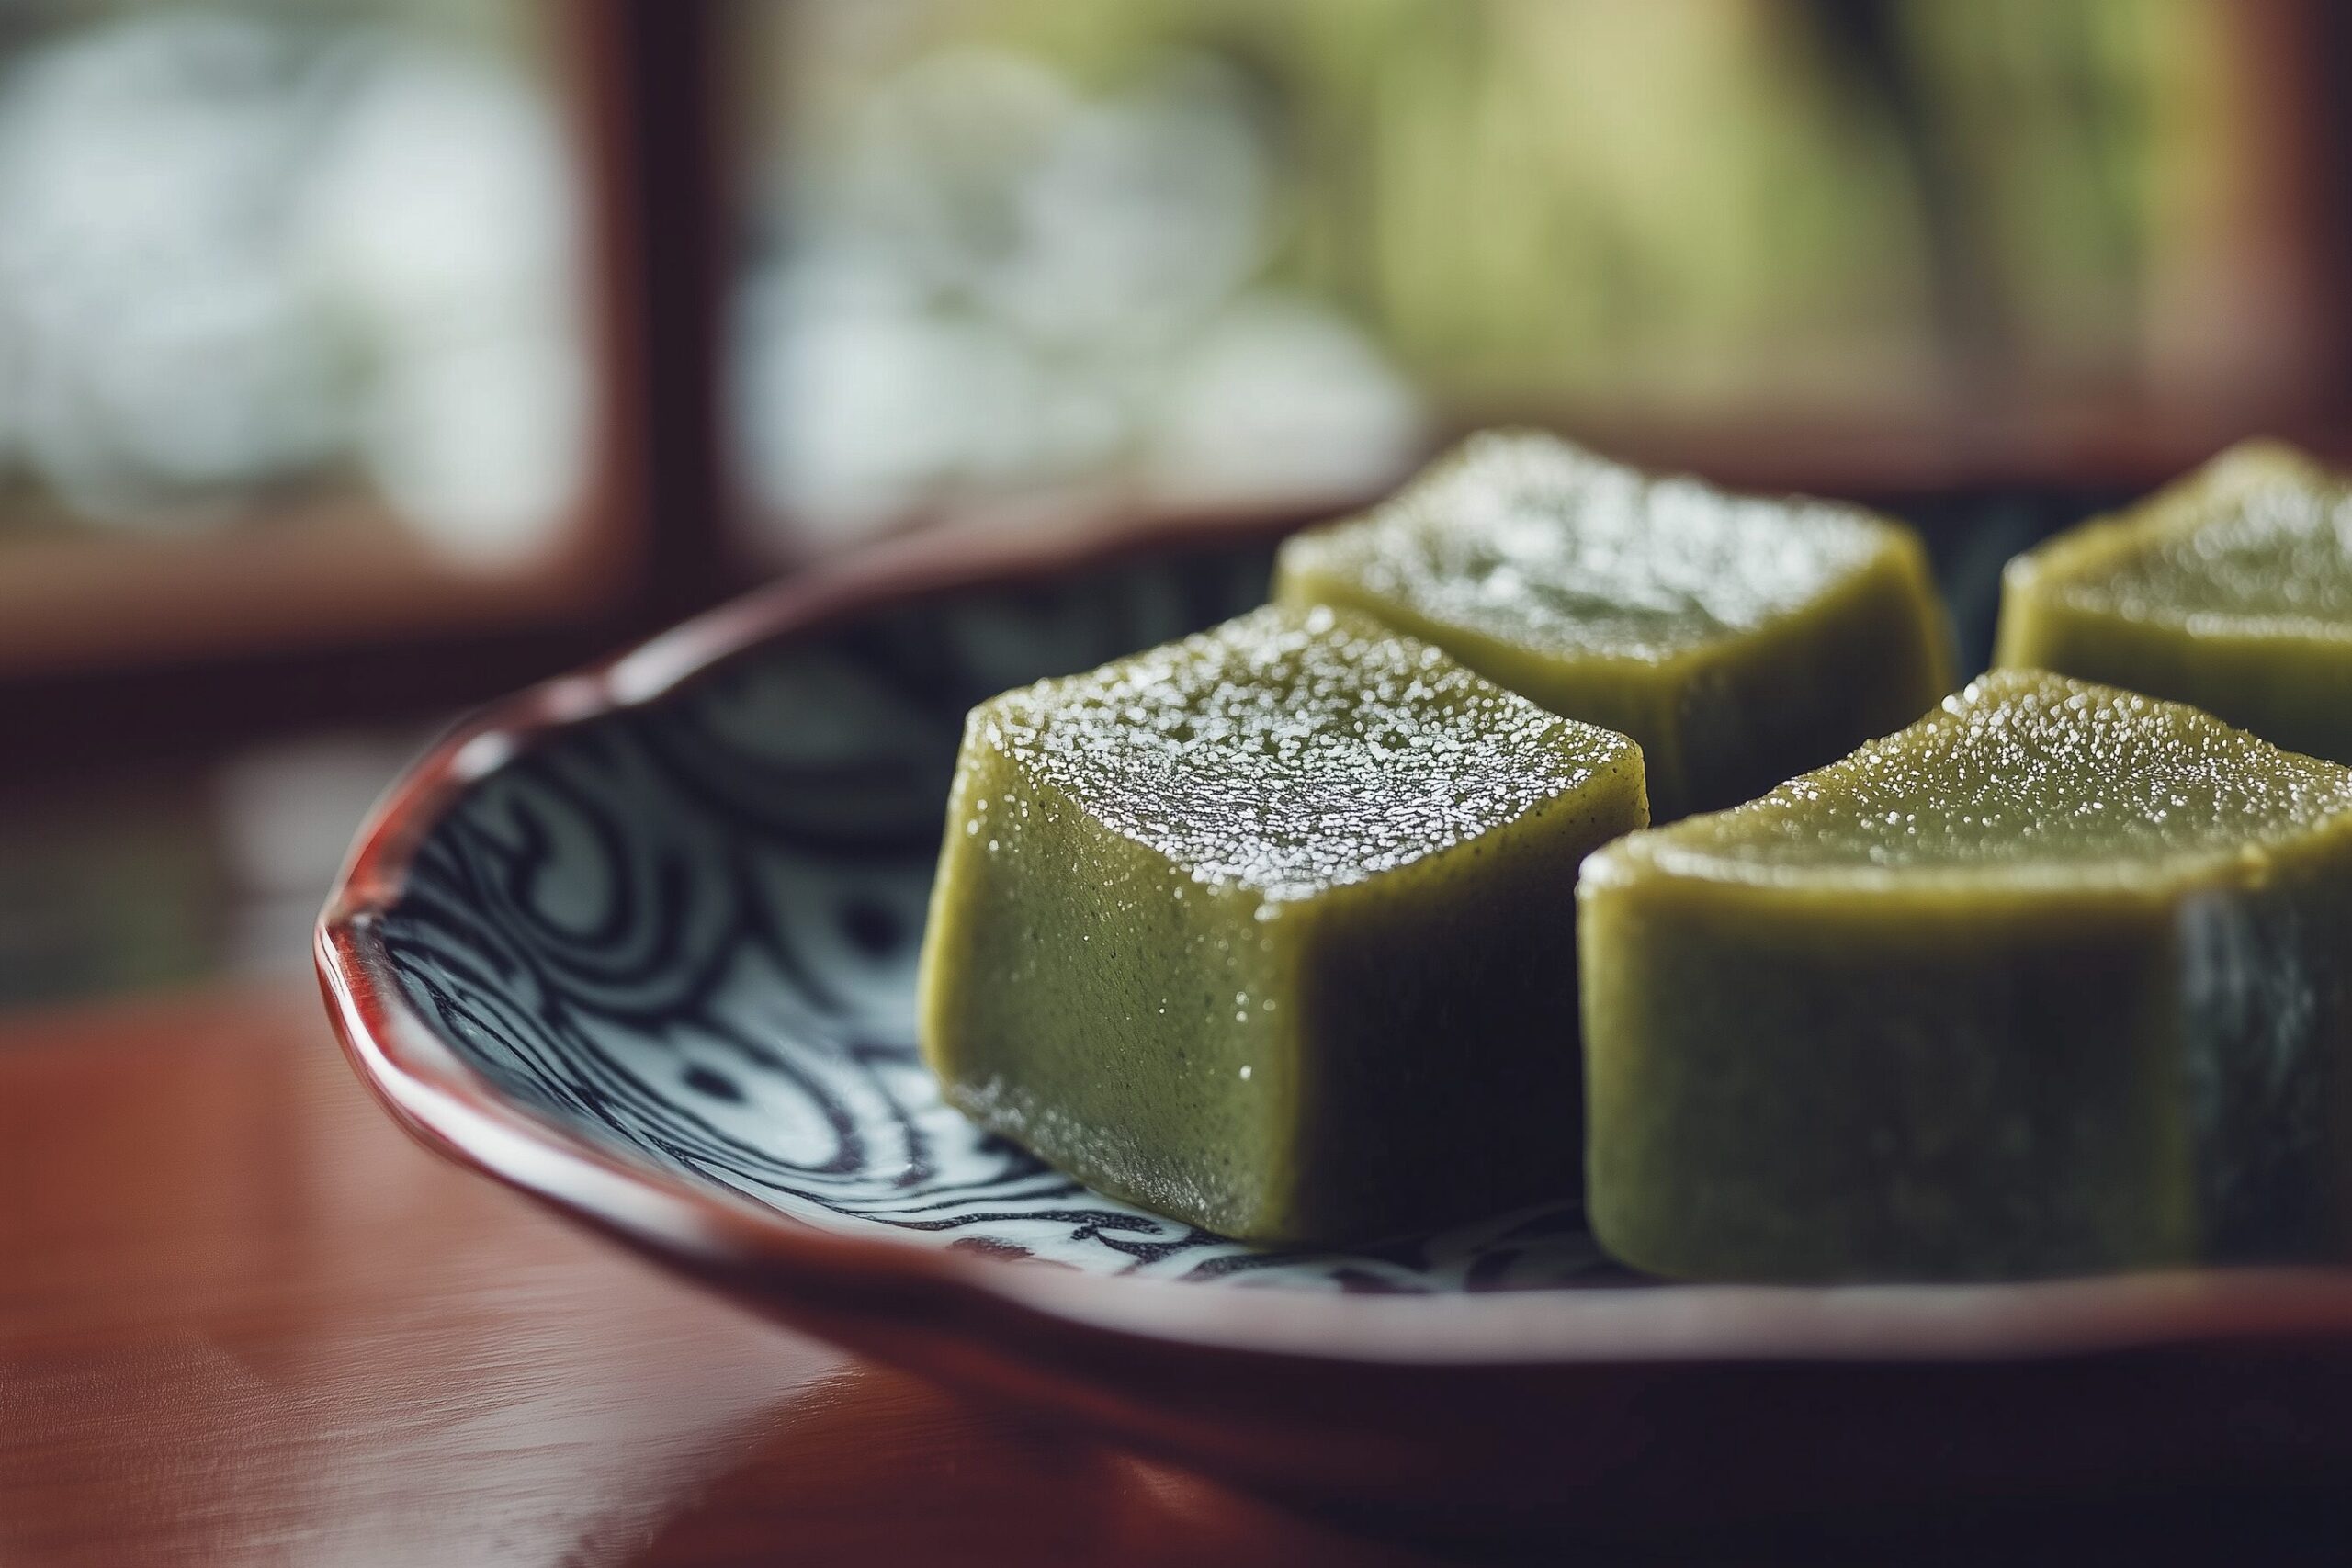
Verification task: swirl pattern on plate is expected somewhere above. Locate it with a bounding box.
[377,548,1632,1292]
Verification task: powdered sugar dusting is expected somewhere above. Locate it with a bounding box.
[1281,429,1892,661]
[2058,459,2352,633]
[1636,668,2352,874]
[972,604,1633,901]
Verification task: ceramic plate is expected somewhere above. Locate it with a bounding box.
[321,512,2352,1533]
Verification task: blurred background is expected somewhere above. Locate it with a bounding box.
[1,0,2346,1012]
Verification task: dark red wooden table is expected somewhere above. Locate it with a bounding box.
[13,982,2352,1566]
[0,982,1447,1567]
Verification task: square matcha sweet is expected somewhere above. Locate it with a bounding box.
[916,604,1646,1246]
[1580,669,2352,1283]
[1996,439,2352,765]
[1274,430,1951,820]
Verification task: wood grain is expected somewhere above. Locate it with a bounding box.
[12,985,2351,1566]
[0,983,1435,1567]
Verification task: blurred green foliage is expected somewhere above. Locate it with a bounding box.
[765,0,2243,418]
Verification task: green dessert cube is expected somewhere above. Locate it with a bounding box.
[917,604,1647,1246]
[1996,440,2352,765]
[1273,430,1952,820]
[1580,669,2352,1282]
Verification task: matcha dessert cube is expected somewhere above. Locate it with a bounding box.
[1273,430,1951,820]
[917,604,1647,1247]
[1580,669,2352,1283]
[1996,440,2352,764]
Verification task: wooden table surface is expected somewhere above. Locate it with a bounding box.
[14,983,2352,1567]
[0,981,1452,1568]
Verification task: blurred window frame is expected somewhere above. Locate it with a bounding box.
[6,0,2352,777]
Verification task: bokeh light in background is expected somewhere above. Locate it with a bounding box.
[729,0,2326,547]
[0,0,585,1008]
[0,0,2324,576]
[0,0,583,557]
[0,0,2345,1010]
[0,0,593,682]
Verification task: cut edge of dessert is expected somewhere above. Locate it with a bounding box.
[1579,667,2352,1283]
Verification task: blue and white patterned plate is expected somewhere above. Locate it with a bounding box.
[368,537,1626,1293]
[320,515,2352,1522]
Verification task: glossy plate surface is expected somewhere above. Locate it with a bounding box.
[321,514,2352,1528]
